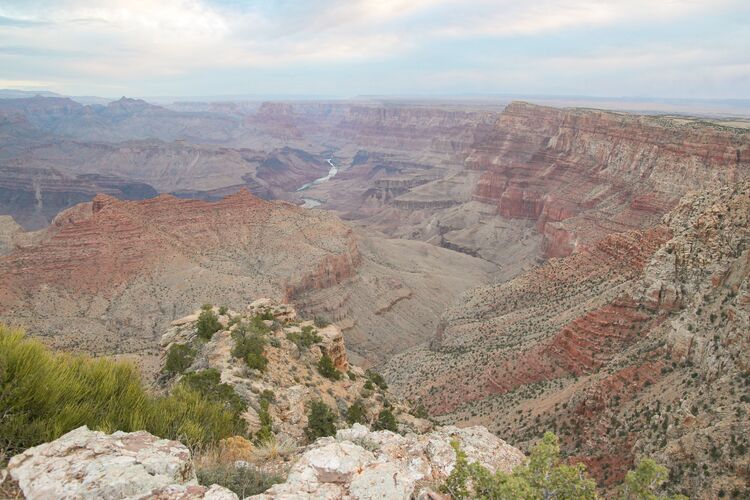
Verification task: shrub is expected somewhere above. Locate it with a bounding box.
[363,380,374,390]
[366,369,388,390]
[314,316,331,328]
[232,327,268,372]
[317,354,341,380]
[372,407,398,432]
[218,305,228,316]
[179,369,246,416]
[164,343,196,374]
[411,403,429,419]
[197,463,282,497]
[0,326,242,456]
[440,432,597,499]
[254,397,273,445]
[304,400,337,442]
[286,325,321,350]
[621,458,687,499]
[197,309,222,340]
[346,401,367,425]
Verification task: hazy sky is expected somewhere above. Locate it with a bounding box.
[1,0,749,98]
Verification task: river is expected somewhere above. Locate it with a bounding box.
[298,158,338,208]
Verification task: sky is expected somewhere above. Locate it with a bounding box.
[0,0,749,99]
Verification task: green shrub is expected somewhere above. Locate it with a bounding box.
[164,343,196,374]
[314,316,331,328]
[411,403,429,419]
[441,432,597,499]
[179,369,246,416]
[256,309,275,321]
[286,325,321,350]
[197,309,222,340]
[254,398,273,445]
[317,354,341,380]
[304,400,337,442]
[0,326,242,456]
[366,369,388,390]
[197,463,282,497]
[346,401,367,425]
[218,305,228,316]
[232,327,268,372]
[621,458,687,499]
[363,380,374,390]
[372,407,398,432]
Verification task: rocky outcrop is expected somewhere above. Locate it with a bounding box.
[160,300,391,445]
[8,426,236,500]
[251,423,524,499]
[468,101,749,258]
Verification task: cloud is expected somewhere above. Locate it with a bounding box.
[0,0,747,97]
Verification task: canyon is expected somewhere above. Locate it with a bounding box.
[1,93,749,497]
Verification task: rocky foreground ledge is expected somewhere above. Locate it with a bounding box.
[7,423,523,499]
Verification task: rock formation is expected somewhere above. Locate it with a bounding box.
[160,299,400,444]
[8,426,236,500]
[251,423,524,499]
[384,181,750,497]
[467,101,749,258]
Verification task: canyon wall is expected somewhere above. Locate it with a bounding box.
[384,181,750,497]
[467,102,749,257]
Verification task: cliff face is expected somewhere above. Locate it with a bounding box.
[0,164,158,229]
[468,102,749,257]
[0,190,361,371]
[384,181,750,497]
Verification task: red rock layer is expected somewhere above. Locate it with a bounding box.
[468,102,749,257]
[0,190,361,303]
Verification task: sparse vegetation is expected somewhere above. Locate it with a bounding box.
[164,343,196,374]
[197,462,282,497]
[304,399,337,442]
[314,316,331,328]
[372,407,398,432]
[196,308,222,340]
[286,325,321,350]
[441,432,597,499]
[346,401,367,425]
[317,354,341,380]
[366,369,388,390]
[232,320,269,372]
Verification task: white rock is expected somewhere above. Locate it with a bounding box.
[348,462,415,499]
[126,483,239,499]
[9,426,196,500]
[248,424,525,499]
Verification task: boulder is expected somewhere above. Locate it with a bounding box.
[9,426,197,500]
[249,424,524,499]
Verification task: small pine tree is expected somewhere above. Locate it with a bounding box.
[372,407,398,432]
[621,458,687,500]
[366,369,388,390]
[317,354,341,380]
[196,309,222,340]
[164,343,196,374]
[304,400,337,442]
[346,401,367,425]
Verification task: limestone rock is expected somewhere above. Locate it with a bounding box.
[127,484,239,500]
[8,426,197,500]
[250,424,524,499]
